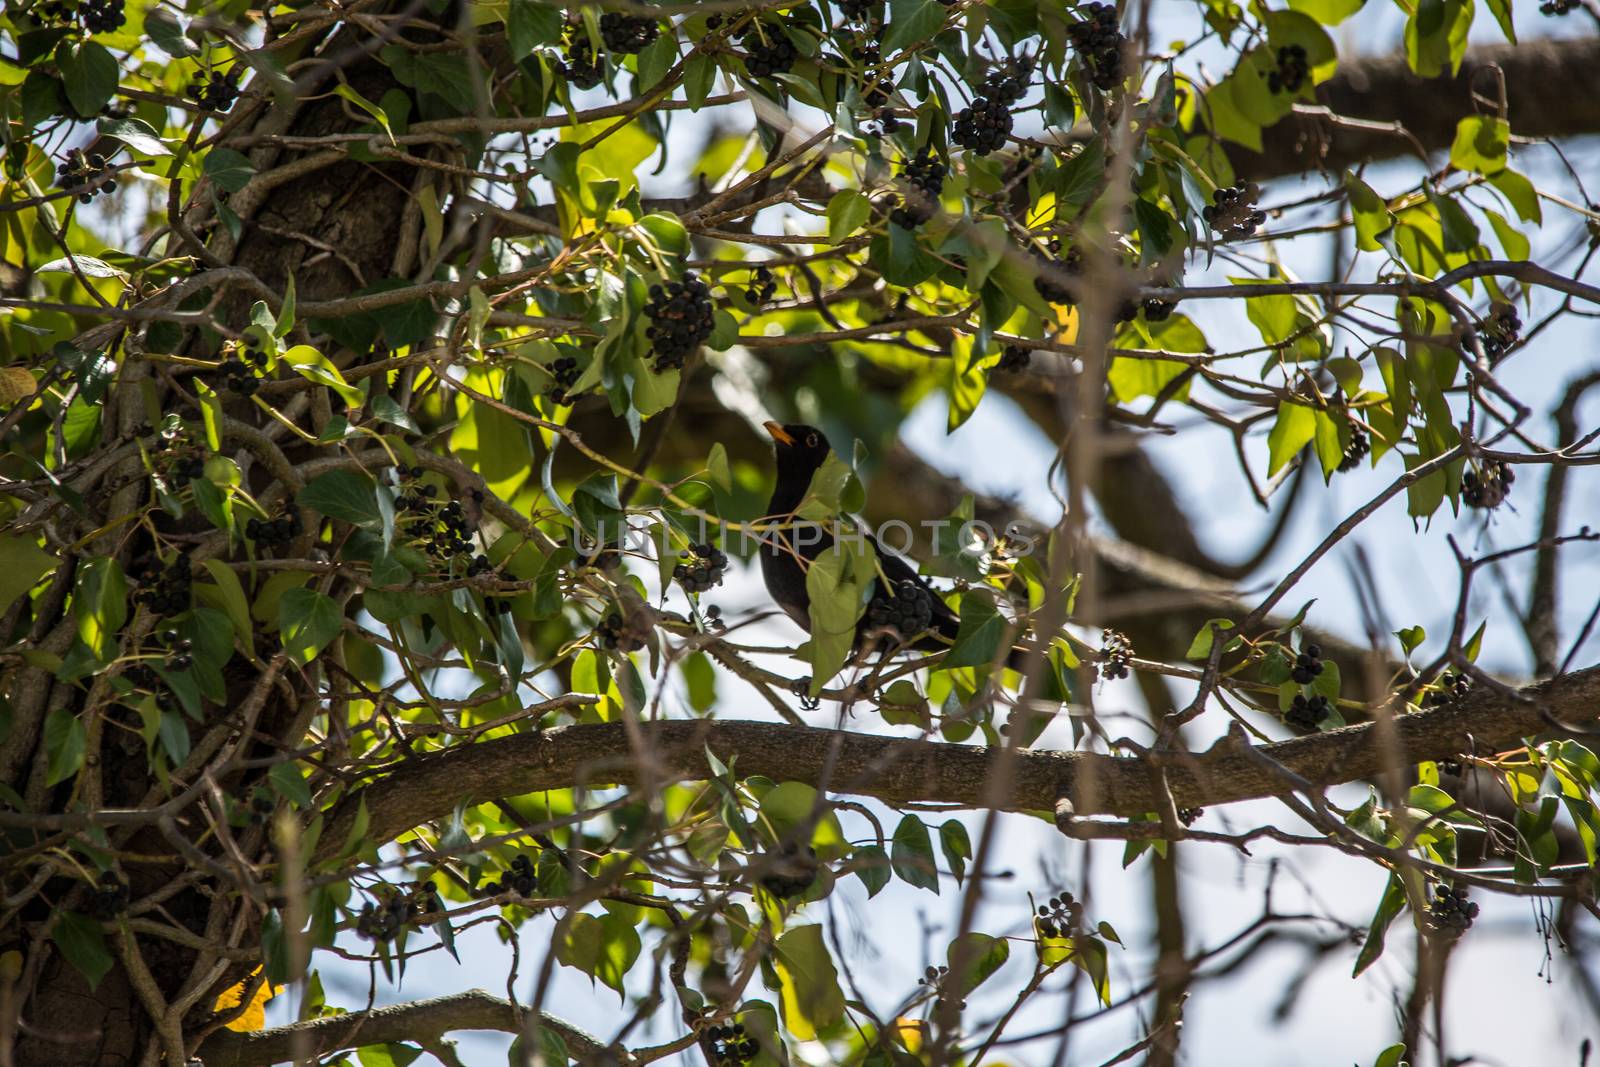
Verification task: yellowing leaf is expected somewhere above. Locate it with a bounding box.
[773,924,844,1040]
[213,968,281,1032]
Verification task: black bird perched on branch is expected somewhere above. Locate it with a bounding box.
[760,421,1025,665]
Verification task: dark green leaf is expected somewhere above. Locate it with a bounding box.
[52,912,112,990]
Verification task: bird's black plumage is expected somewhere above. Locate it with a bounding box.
[758,421,964,657]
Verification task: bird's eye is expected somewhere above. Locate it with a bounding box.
[806,433,819,448]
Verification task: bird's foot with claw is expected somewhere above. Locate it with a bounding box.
[790,677,821,712]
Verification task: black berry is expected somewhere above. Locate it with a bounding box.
[1289,642,1323,684]
[1462,461,1514,509]
[995,344,1031,373]
[864,578,934,642]
[1267,44,1308,94]
[1204,182,1266,240]
[1338,426,1370,472]
[674,543,728,594]
[1099,628,1132,680]
[953,95,1012,155]
[645,272,716,371]
[757,843,818,899]
[889,148,948,229]
[1425,883,1479,937]
[740,24,797,79]
[1284,693,1331,732]
[1067,3,1124,91]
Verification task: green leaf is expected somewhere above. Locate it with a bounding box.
[200,560,256,660]
[827,190,871,245]
[1449,115,1509,176]
[0,535,58,614]
[1373,1044,1410,1067]
[75,557,126,660]
[853,845,890,898]
[1266,402,1316,476]
[380,45,474,112]
[1488,168,1541,225]
[939,820,972,886]
[1395,625,1426,655]
[1287,0,1364,23]
[890,814,939,892]
[946,931,1009,997]
[52,912,112,991]
[773,924,845,1040]
[556,912,640,997]
[298,470,382,528]
[1185,618,1236,661]
[96,116,169,156]
[357,1044,424,1067]
[281,345,366,409]
[44,707,85,786]
[882,0,947,56]
[1352,872,1409,976]
[507,0,562,59]
[802,534,875,694]
[54,41,117,116]
[943,592,1003,669]
[1345,174,1392,252]
[203,148,256,193]
[278,587,341,666]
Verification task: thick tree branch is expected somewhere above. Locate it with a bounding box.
[319,666,1600,862]
[197,990,610,1067]
[1230,36,1600,180]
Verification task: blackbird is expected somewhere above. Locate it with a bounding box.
[758,421,968,659]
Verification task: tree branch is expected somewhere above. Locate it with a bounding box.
[318,666,1600,862]
[197,990,611,1067]
[1229,36,1600,180]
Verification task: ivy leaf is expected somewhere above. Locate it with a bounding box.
[890,814,939,892]
[74,557,126,661]
[96,116,169,156]
[55,41,117,116]
[44,707,85,786]
[943,593,1002,669]
[298,470,382,528]
[853,845,890,898]
[939,820,972,886]
[204,148,256,193]
[1449,115,1509,176]
[51,912,112,991]
[1352,872,1409,976]
[946,932,1009,997]
[827,190,871,244]
[1266,402,1316,476]
[556,913,640,997]
[506,0,562,59]
[802,534,874,695]
[0,534,58,614]
[772,925,845,1040]
[278,587,341,666]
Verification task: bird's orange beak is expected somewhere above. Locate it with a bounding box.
[763,421,796,446]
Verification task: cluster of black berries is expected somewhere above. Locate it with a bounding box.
[1091,629,1130,680]
[645,273,715,371]
[1338,426,1370,472]
[245,787,276,824]
[544,355,581,404]
[1425,884,1479,937]
[599,11,659,53]
[395,473,480,562]
[87,871,130,919]
[917,965,966,1014]
[556,36,605,90]
[953,95,1012,156]
[674,543,728,594]
[245,511,302,547]
[186,70,240,112]
[865,578,934,641]
[481,853,537,897]
[1177,807,1204,826]
[981,54,1034,106]
[218,346,267,396]
[1284,693,1331,732]
[37,0,125,33]
[995,345,1031,373]
[56,149,117,204]
[1032,240,1082,305]
[1290,642,1323,684]
[80,0,122,32]
[1204,182,1266,239]
[758,843,819,899]
[835,0,881,20]
[746,265,776,306]
[889,149,947,229]
[168,453,207,487]
[1141,298,1176,322]
[1267,44,1308,94]
[136,554,193,617]
[1428,671,1472,707]
[356,897,408,944]
[1477,302,1521,361]
[706,1023,758,1067]
[1462,460,1514,509]
[1540,0,1579,13]
[1067,3,1124,91]
[162,630,194,671]
[740,24,797,79]
[598,610,650,653]
[701,603,726,632]
[1036,891,1084,938]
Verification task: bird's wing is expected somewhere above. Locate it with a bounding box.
[865,531,962,642]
